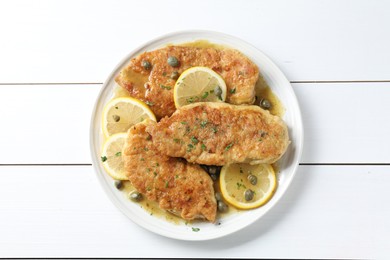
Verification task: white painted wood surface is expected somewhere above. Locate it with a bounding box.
[0,166,388,258]
[0,0,389,259]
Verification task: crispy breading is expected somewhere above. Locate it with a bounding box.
[122,119,217,222]
[146,103,290,165]
[115,45,259,119]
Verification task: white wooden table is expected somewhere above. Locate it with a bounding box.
[1,0,389,259]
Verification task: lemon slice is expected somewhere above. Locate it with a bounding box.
[101,133,128,180]
[219,163,277,209]
[102,97,156,137]
[173,66,227,108]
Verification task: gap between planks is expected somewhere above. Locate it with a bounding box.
[1,80,390,85]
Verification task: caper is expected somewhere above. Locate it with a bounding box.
[215,192,222,201]
[170,71,180,80]
[248,174,257,185]
[244,189,255,201]
[129,191,143,202]
[114,180,123,190]
[141,60,152,70]
[214,86,222,99]
[208,166,217,175]
[112,114,120,122]
[210,173,217,181]
[167,56,180,67]
[217,201,228,212]
[200,165,209,173]
[260,99,271,109]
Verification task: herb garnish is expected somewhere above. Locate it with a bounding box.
[160,84,171,90]
[225,143,233,151]
[191,136,199,145]
[192,227,200,232]
[187,144,194,152]
[101,156,107,162]
[200,120,208,128]
[115,152,121,157]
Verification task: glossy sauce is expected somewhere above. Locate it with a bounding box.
[109,40,284,224]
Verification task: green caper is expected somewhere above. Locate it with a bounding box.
[217,201,228,212]
[129,191,143,202]
[215,192,222,201]
[214,86,222,100]
[247,174,257,185]
[114,180,123,190]
[260,99,271,109]
[208,166,217,175]
[112,114,120,122]
[244,189,255,201]
[170,71,180,80]
[210,173,217,181]
[167,56,180,67]
[141,60,152,70]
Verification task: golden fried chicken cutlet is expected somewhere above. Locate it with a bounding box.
[146,103,290,166]
[122,119,217,222]
[115,45,259,119]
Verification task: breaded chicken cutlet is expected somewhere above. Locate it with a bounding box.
[146,102,290,166]
[122,119,217,222]
[115,45,259,119]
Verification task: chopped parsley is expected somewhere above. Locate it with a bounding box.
[180,121,188,125]
[201,144,207,151]
[160,84,171,90]
[201,91,209,99]
[192,227,200,232]
[101,156,107,162]
[236,182,246,190]
[200,120,208,128]
[115,151,121,157]
[186,96,198,103]
[165,180,169,188]
[230,88,236,94]
[211,127,218,133]
[225,143,233,151]
[173,138,181,143]
[187,143,194,152]
[191,136,199,145]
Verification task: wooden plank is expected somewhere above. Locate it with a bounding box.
[1,82,389,164]
[0,0,389,83]
[294,82,390,163]
[0,165,388,258]
[0,84,100,164]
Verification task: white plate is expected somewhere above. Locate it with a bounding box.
[90,30,303,241]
